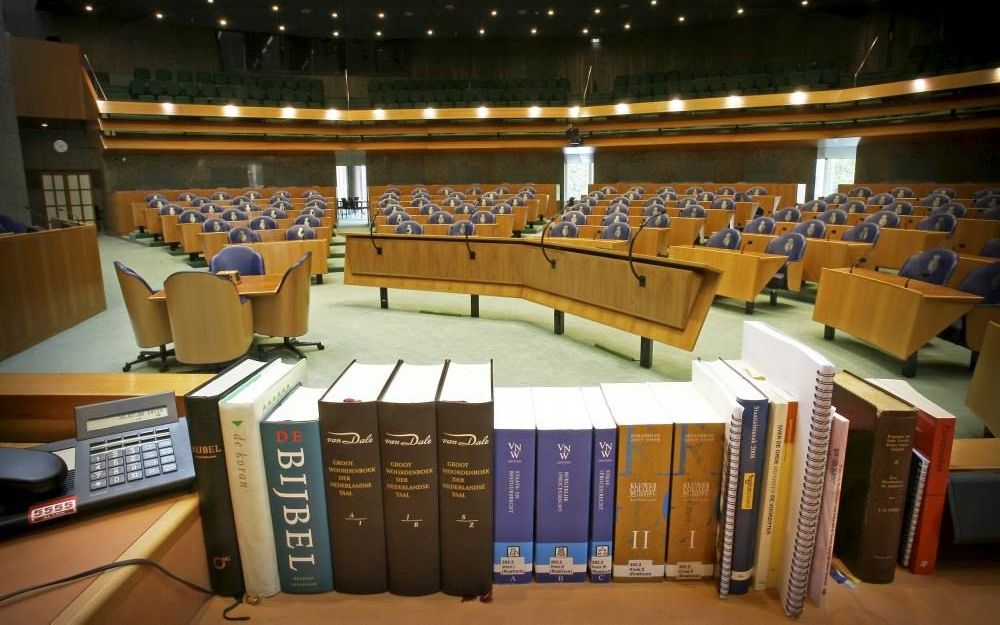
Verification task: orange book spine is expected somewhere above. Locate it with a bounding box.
[909,409,955,575]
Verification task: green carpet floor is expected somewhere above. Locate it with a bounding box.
[0,232,986,438]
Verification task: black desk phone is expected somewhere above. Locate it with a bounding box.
[0,392,195,536]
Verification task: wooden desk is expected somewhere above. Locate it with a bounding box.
[130,202,148,231]
[951,219,1000,256]
[0,372,211,442]
[201,229,331,269]
[948,254,997,289]
[860,229,950,271]
[150,274,282,301]
[668,245,788,313]
[966,322,1000,435]
[813,267,982,376]
[740,234,869,283]
[344,233,721,367]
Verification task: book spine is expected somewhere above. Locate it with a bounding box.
[807,414,848,608]
[535,428,592,583]
[318,401,388,594]
[718,409,743,597]
[261,420,334,593]
[909,411,955,575]
[613,424,673,583]
[589,426,617,583]
[437,401,494,597]
[220,403,281,598]
[378,401,440,596]
[766,401,797,589]
[666,423,724,581]
[854,414,916,583]
[782,369,833,618]
[184,395,245,596]
[731,398,769,594]
[752,406,787,590]
[899,451,930,569]
[493,428,535,584]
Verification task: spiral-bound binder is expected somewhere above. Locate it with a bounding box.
[740,321,835,618]
[900,450,930,567]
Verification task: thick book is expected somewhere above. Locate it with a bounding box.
[378,362,446,596]
[492,387,536,584]
[704,360,770,595]
[808,412,849,608]
[581,387,617,583]
[869,379,955,575]
[832,370,917,584]
[437,362,494,597]
[261,386,333,593]
[649,382,725,581]
[220,359,306,598]
[532,387,593,583]
[318,360,399,594]
[723,362,795,591]
[740,321,835,618]
[899,449,930,568]
[184,357,269,597]
[601,382,673,582]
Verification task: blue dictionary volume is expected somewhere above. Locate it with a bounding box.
[532,387,593,583]
[582,387,617,583]
[492,388,536,584]
[261,386,334,593]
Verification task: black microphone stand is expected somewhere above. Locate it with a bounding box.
[628,208,668,287]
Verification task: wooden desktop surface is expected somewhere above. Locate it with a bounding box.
[812,268,982,360]
[966,321,1000,435]
[740,234,872,283]
[149,274,282,301]
[860,228,950,270]
[344,233,722,351]
[667,246,788,305]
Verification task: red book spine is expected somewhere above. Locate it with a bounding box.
[908,409,955,575]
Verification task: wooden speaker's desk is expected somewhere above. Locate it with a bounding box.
[344,233,722,367]
[860,228,950,270]
[667,245,787,313]
[813,267,982,376]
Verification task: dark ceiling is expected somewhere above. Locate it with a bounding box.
[34,1,973,41]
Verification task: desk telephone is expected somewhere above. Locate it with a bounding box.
[0,392,195,536]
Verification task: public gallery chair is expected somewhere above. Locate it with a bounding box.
[819,209,847,225]
[916,212,957,233]
[939,262,1000,368]
[164,272,253,367]
[252,252,324,359]
[982,238,1000,258]
[210,246,266,275]
[114,262,173,372]
[0,214,28,234]
[286,224,316,240]
[866,210,900,228]
[898,248,959,286]
[792,219,826,239]
[228,226,260,244]
[549,222,579,238]
[974,188,1000,200]
[744,216,776,234]
[706,228,742,250]
[842,221,881,244]
[764,232,807,305]
[773,207,802,223]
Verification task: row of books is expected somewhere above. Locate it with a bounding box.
[182,321,956,620]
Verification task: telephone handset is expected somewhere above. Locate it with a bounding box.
[0,392,195,537]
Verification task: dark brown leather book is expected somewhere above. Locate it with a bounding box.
[318,360,401,594]
[832,371,916,584]
[436,361,494,597]
[378,363,446,596]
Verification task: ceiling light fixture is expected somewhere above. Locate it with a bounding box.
[491,9,498,17]
[569,105,580,118]
[594,7,601,14]
[530,27,538,34]
[790,90,807,105]
[801,0,809,5]
[378,12,385,19]
[218,18,227,26]
[726,94,744,108]
[624,22,631,30]
[582,27,589,34]
[41,122,49,128]
[223,104,238,117]
[207,0,213,4]
[155,12,163,20]
[678,16,685,23]
[281,106,296,119]
[331,12,338,19]
[375,30,382,36]
[423,107,436,119]
[84,4,93,11]
[426,29,433,36]
[548,9,555,16]
[668,97,684,112]
[478,27,485,35]
[272,4,279,11]
[477,106,489,118]
[278,25,285,31]
[737,7,745,15]
[528,105,541,117]
[326,108,341,120]
[615,102,630,114]
[650,0,658,5]
[373,108,386,120]
[332,30,339,37]
[591,37,601,44]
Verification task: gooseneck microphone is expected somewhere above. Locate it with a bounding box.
[540,198,577,269]
[848,256,868,274]
[369,205,385,255]
[628,207,668,287]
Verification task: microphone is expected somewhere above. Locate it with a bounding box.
[848,256,867,274]
[903,270,931,289]
[628,208,668,287]
[464,224,476,261]
[539,200,576,269]
[368,205,384,255]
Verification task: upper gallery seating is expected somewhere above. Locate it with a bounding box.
[97,68,326,108]
[368,77,571,109]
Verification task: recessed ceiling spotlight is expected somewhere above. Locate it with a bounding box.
[478,27,485,35]
[591,37,601,44]
[624,22,631,30]
[650,0,657,5]
[218,18,227,26]
[377,11,385,19]
[373,108,386,120]
[207,0,213,4]
[326,108,341,120]
[375,30,382,36]
[737,7,745,15]
[678,15,685,22]
[278,25,285,31]
[477,106,489,118]
[594,7,601,14]
[272,4,279,11]
[582,27,589,34]
[41,123,49,128]
[331,12,338,19]
[155,12,163,20]
[530,27,538,34]
[548,9,555,16]
[423,107,436,118]
[790,90,808,105]
[528,105,541,117]
[282,106,296,118]
[801,0,809,5]
[84,4,93,11]
[615,102,630,115]
[426,28,433,36]
[332,30,339,37]
[491,9,498,17]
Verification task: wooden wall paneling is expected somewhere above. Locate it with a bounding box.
[7,38,87,120]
